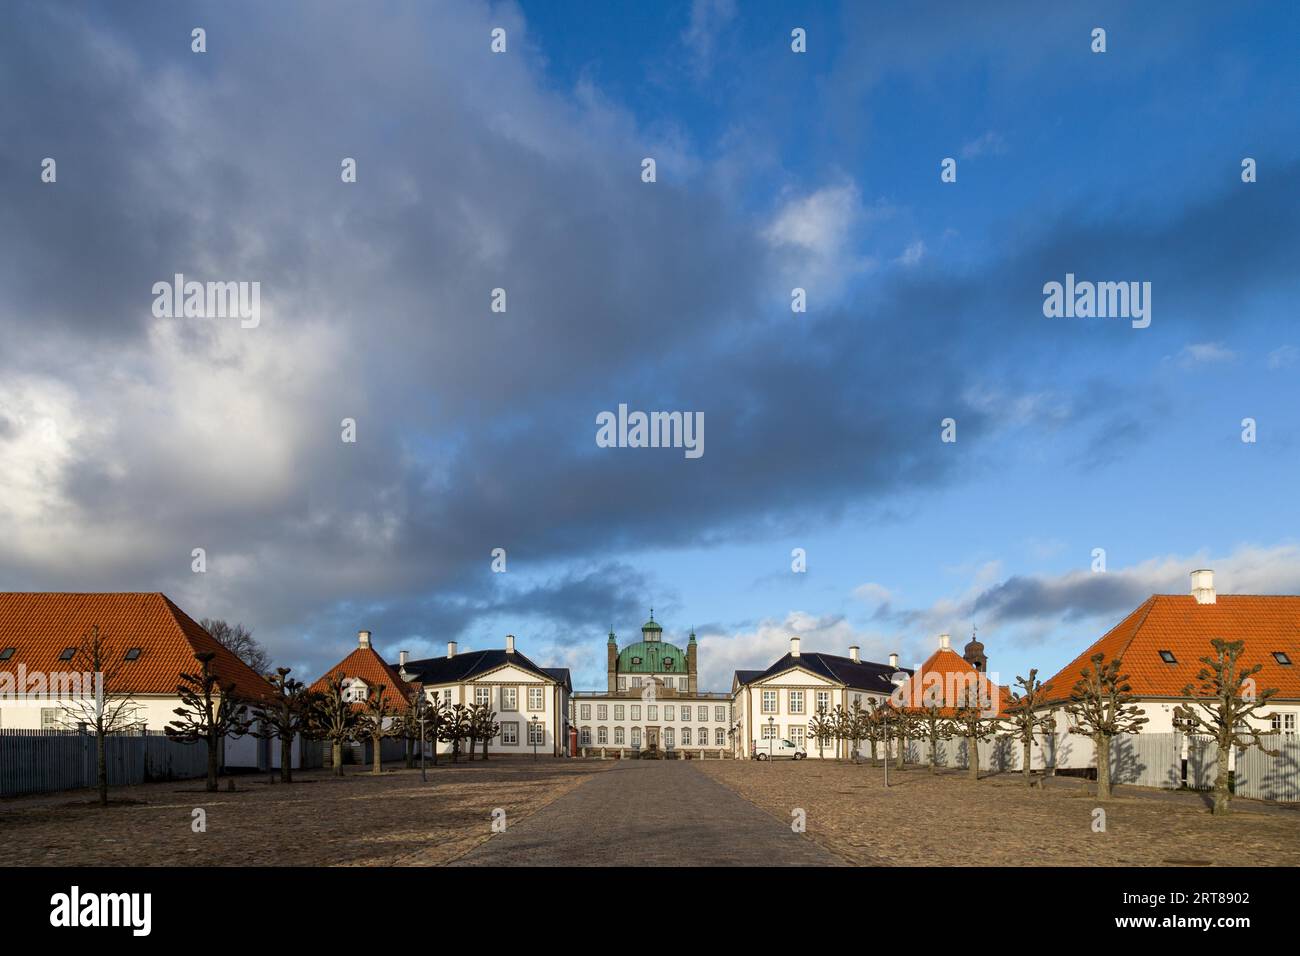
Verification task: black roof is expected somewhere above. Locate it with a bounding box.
[403,648,561,687]
[733,652,911,695]
[543,667,572,693]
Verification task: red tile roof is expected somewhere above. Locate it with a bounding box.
[0,592,276,701]
[309,645,414,712]
[895,648,1010,717]
[1040,594,1300,704]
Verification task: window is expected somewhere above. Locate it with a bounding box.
[697,705,707,721]
[597,726,608,745]
[789,690,805,714]
[1158,650,1177,664]
[816,691,830,713]
[648,705,658,721]
[501,687,518,711]
[579,726,591,746]
[715,728,726,746]
[664,705,675,721]
[344,681,367,703]
[528,721,544,746]
[1273,652,1293,666]
[761,690,777,713]
[528,687,545,711]
[0,647,14,661]
[681,727,692,745]
[631,677,642,689]
[41,708,61,730]
[614,726,625,745]
[760,723,778,740]
[631,656,642,665]
[1271,714,1296,735]
[123,648,142,661]
[631,705,641,720]
[664,658,674,669]
[58,647,76,661]
[580,703,591,719]
[614,705,625,720]
[475,686,491,707]
[789,726,806,746]
[442,689,453,705]
[618,677,627,690]
[715,706,725,722]
[664,728,675,749]
[596,704,608,720]
[631,727,642,747]
[502,722,519,745]
[698,727,707,747]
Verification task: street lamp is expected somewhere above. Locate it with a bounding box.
[530,715,541,760]
[767,715,775,764]
[419,702,427,783]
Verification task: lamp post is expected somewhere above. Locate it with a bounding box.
[530,715,541,760]
[419,703,427,783]
[768,715,775,764]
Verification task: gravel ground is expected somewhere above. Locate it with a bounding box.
[696,760,1300,866]
[0,758,610,867]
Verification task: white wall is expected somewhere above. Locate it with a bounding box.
[572,695,731,753]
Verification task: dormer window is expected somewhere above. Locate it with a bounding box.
[631,656,642,665]
[1274,652,1293,666]
[1158,650,1177,664]
[664,658,674,668]
[0,647,14,661]
[58,647,76,661]
[124,648,142,661]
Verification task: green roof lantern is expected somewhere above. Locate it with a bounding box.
[641,609,663,637]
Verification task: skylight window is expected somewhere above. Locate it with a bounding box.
[0,647,14,661]
[1274,651,1293,666]
[124,647,142,661]
[1158,650,1177,664]
[58,647,76,661]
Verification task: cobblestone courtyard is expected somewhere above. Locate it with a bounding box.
[696,760,1300,866]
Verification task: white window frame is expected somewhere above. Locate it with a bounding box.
[501,721,519,745]
[528,686,544,711]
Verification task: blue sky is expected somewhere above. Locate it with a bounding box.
[0,1,1297,693]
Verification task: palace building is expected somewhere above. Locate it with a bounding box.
[572,613,733,756]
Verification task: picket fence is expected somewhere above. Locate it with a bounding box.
[0,729,208,797]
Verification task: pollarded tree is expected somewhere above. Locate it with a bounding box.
[828,704,851,761]
[806,710,835,760]
[440,704,474,763]
[58,625,144,806]
[1003,669,1054,788]
[861,699,888,766]
[311,672,358,776]
[1065,652,1148,800]
[251,668,312,784]
[473,704,502,759]
[1173,638,1280,816]
[846,699,868,764]
[354,683,399,775]
[913,700,954,773]
[952,682,999,781]
[165,651,253,793]
[884,702,913,771]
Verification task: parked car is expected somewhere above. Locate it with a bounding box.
[754,738,806,760]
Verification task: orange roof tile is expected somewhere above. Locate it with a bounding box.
[1041,594,1300,704]
[896,648,1010,717]
[0,592,276,701]
[309,645,414,712]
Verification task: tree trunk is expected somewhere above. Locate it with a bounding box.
[967,736,979,780]
[371,733,382,774]
[1022,738,1032,787]
[206,737,220,792]
[332,739,344,776]
[1095,734,1111,799]
[482,736,489,760]
[96,725,108,806]
[869,739,878,766]
[451,739,460,763]
[929,735,938,773]
[895,734,905,770]
[281,734,293,784]
[467,735,477,760]
[1212,741,1232,815]
[404,735,414,769]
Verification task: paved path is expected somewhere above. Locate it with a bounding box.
[450,760,845,866]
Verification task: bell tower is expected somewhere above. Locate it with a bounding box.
[687,628,698,694]
[607,630,618,693]
[963,626,987,673]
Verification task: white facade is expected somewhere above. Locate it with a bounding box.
[571,691,732,756]
[419,660,570,757]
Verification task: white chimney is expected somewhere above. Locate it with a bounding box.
[398,650,409,667]
[939,633,951,650]
[790,636,800,658]
[848,645,860,663]
[889,652,899,669]
[447,641,457,658]
[1191,569,1216,605]
[358,630,371,649]
[506,634,516,654]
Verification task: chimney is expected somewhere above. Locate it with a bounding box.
[447,641,457,658]
[506,634,516,654]
[939,633,951,650]
[1191,569,1216,605]
[848,645,860,663]
[358,630,371,649]
[790,636,800,658]
[398,650,409,667]
[889,652,899,669]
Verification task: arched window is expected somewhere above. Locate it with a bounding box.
[597,726,608,745]
[630,726,642,748]
[714,727,726,746]
[579,726,591,746]
[681,727,692,745]
[699,727,708,747]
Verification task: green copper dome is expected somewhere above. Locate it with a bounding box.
[617,640,686,674]
[641,611,662,632]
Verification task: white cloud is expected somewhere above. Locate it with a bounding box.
[1166,341,1237,368]
[1267,345,1298,369]
[960,131,1006,159]
[896,239,925,266]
